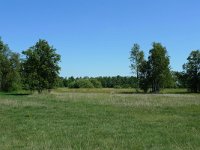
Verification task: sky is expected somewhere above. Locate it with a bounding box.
[1,0,200,77]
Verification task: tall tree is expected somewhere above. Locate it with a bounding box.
[138,60,151,93]
[130,44,144,91]
[21,39,61,93]
[148,42,171,93]
[183,50,200,93]
[0,38,21,91]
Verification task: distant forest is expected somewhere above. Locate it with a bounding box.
[57,73,186,89]
[0,38,199,93]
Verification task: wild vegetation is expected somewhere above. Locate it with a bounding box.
[59,76,137,89]
[0,38,199,93]
[0,89,199,149]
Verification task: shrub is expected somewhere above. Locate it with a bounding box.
[68,81,79,88]
[90,79,102,88]
[68,79,94,88]
[76,79,94,88]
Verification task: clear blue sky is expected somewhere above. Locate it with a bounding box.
[1,0,200,77]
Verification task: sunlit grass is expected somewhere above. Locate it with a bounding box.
[55,88,188,94]
[0,89,199,149]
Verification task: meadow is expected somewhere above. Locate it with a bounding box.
[0,88,200,149]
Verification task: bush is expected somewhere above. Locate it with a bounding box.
[77,79,94,88]
[68,81,79,88]
[68,79,94,88]
[90,79,102,88]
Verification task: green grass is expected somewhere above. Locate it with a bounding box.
[54,88,136,94]
[160,88,190,94]
[0,89,200,149]
[55,87,189,94]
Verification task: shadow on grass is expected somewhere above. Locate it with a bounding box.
[5,93,30,96]
[0,93,31,96]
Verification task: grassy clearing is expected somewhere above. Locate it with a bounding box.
[54,88,136,94]
[55,88,189,94]
[0,89,199,149]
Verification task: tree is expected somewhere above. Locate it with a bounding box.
[63,76,75,87]
[183,50,200,93]
[21,39,61,93]
[130,44,144,91]
[138,60,151,93]
[173,71,187,88]
[56,76,65,87]
[148,42,171,93]
[0,39,21,91]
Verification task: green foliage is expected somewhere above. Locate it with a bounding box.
[62,76,137,89]
[56,77,65,87]
[68,79,94,88]
[21,39,61,93]
[148,42,171,93]
[76,79,94,88]
[138,60,150,93]
[173,71,188,88]
[1,37,198,94]
[68,81,79,88]
[163,71,174,88]
[96,76,137,88]
[90,78,102,88]
[130,44,144,91]
[183,50,200,93]
[0,39,21,91]
[133,42,172,93]
[63,76,75,87]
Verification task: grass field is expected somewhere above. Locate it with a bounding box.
[0,88,200,149]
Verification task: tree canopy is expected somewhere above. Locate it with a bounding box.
[21,39,61,93]
[183,50,200,93]
[0,39,21,91]
[130,42,172,93]
[130,44,144,91]
[148,42,171,93]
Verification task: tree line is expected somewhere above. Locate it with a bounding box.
[57,76,137,89]
[56,71,192,91]
[0,38,199,93]
[130,42,200,93]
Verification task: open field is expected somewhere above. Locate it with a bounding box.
[0,88,200,149]
[54,88,189,94]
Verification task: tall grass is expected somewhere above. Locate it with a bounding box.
[0,89,199,149]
